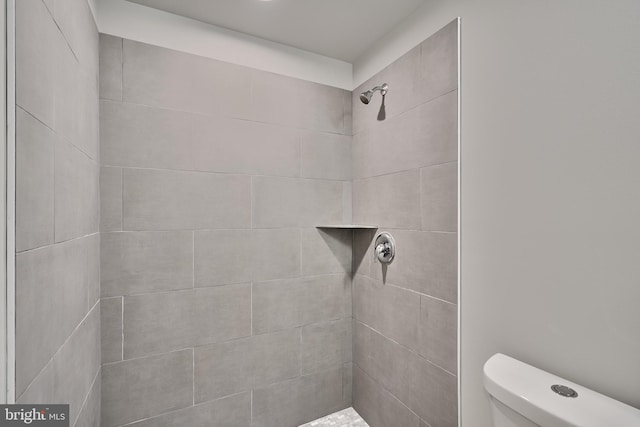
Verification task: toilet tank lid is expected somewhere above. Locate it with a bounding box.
[483,353,640,427]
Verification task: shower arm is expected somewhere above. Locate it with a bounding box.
[371,84,388,96]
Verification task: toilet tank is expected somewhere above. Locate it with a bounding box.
[483,353,640,427]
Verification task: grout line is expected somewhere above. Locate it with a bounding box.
[103,281,252,299]
[98,98,351,137]
[72,366,100,427]
[103,317,347,366]
[353,363,421,426]
[16,231,100,255]
[250,176,253,229]
[192,347,195,406]
[456,17,462,427]
[102,346,195,367]
[355,320,457,377]
[100,163,347,183]
[120,167,124,230]
[120,37,124,102]
[351,88,458,137]
[192,231,195,288]
[298,327,302,377]
[419,167,424,230]
[351,160,458,182]
[121,296,124,361]
[100,226,379,234]
[17,300,100,401]
[52,117,57,244]
[16,104,99,164]
[42,0,81,65]
[119,391,250,426]
[298,227,303,276]
[353,272,456,306]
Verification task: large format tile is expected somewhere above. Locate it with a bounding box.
[123,40,252,119]
[299,179,344,226]
[353,275,420,350]
[418,295,457,375]
[194,230,251,287]
[55,37,99,161]
[87,233,101,310]
[417,19,459,108]
[192,114,301,177]
[123,285,251,358]
[343,91,353,136]
[301,131,351,180]
[342,362,353,407]
[353,365,420,427]
[194,329,300,403]
[252,368,345,427]
[54,139,99,242]
[127,392,251,427]
[100,101,193,170]
[16,0,62,127]
[352,230,376,279]
[51,0,98,71]
[250,229,300,282]
[301,319,352,375]
[421,161,458,232]
[352,45,422,136]
[101,297,123,363]
[16,237,92,396]
[252,177,343,228]
[17,306,101,426]
[101,231,193,297]
[100,167,122,232]
[251,176,299,228]
[99,34,122,101]
[370,230,457,303]
[353,170,421,229]
[342,181,353,224]
[123,168,251,230]
[352,91,457,180]
[101,349,193,427]
[16,107,54,251]
[351,20,457,136]
[301,228,352,276]
[51,304,101,425]
[250,70,347,134]
[354,322,457,427]
[74,370,101,427]
[252,274,347,334]
[16,357,55,406]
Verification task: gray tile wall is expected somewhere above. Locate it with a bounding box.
[15,0,101,426]
[351,20,459,427]
[99,37,353,426]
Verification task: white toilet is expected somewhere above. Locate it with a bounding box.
[483,353,640,426]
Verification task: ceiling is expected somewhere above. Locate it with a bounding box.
[126,0,427,62]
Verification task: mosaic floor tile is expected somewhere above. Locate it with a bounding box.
[299,407,369,427]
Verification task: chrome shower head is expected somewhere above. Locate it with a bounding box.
[360,90,374,104]
[359,83,388,104]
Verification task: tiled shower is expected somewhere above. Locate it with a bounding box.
[14,0,458,426]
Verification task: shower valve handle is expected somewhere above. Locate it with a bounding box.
[376,243,391,257]
[374,232,396,264]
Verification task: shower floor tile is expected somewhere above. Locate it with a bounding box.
[299,407,369,427]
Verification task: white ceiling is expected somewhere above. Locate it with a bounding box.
[126,0,427,62]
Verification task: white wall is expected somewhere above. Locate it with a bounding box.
[357,0,640,425]
[96,0,353,89]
